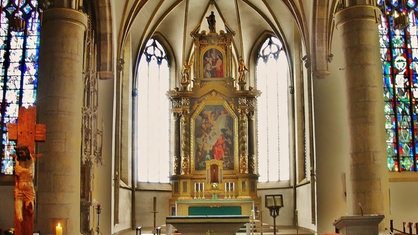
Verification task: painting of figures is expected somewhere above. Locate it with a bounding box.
[194,105,234,170]
[203,48,224,78]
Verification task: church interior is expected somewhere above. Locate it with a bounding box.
[0,0,418,234]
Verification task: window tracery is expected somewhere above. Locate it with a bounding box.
[136,38,170,183]
[0,0,41,175]
[256,35,290,181]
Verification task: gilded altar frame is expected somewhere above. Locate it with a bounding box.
[168,13,260,211]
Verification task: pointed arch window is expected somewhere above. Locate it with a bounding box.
[378,0,418,172]
[256,36,290,182]
[136,38,170,183]
[0,0,41,175]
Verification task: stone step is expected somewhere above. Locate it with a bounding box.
[238,226,314,235]
[237,221,314,235]
[122,224,315,235]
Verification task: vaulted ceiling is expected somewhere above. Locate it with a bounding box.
[113,0,338,77]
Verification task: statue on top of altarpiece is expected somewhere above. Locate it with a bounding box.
[206,11,216,33]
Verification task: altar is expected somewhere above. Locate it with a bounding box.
[166,215,250,235]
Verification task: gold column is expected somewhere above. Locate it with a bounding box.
[238,107,248,174]
[36,8,87,235]
[180,105,190,175]
[173,113,181,175]
[247,111,255,174]
[335,4,389,220]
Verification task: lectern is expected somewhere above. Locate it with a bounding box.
[265,194,283,235]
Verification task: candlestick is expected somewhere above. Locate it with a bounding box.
[96,203,101,234]
[96,203,101,214]
[56,223,63,235]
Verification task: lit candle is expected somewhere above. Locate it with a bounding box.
[55,223,62,235]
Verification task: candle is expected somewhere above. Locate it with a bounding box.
[56,223,62,235]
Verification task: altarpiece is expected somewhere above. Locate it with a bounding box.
[167,12,260,218]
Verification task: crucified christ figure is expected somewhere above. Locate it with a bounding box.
[13,145,36,235]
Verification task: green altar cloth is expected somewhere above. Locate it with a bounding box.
[166,215,249,235]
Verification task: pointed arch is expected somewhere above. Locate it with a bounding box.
[254,33,291,182]
[135,37,171,183]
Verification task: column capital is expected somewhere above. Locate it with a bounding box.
[42,7,87,29]
[335,5,381,29]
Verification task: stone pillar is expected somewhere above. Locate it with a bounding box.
[36,8,87,235]
[335,3,389,223]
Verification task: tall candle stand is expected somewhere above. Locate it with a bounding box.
[153,197,158,235]
[96,204,101,234]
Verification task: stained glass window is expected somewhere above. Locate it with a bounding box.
[0,0,41,175]
[137,38,170,183]
[256,36,290,181]
[378,0,418,171]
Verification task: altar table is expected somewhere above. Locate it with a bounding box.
[166,215,249,235]
[175,198,254,216]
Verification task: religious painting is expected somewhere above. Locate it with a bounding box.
[203,48,224,78]
[193,104,234,171]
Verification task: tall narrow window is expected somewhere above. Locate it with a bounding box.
[137,38,170,183]
[256,36,290,182]
[378,0,418,171]
[0,0,41,175]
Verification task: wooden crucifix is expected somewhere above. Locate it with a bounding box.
[7,106,46,235]
[8,106,46,154]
